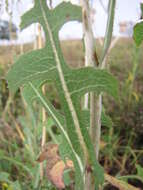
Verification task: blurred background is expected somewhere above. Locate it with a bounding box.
[0,0,142,43]
[0,0,143,190]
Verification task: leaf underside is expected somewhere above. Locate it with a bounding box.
[133,21,143,46]
[6,0,118,189]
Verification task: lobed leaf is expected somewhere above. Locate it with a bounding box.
[6,0,119,189]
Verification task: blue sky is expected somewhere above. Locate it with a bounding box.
[0,0,143,42]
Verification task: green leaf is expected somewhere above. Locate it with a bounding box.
[6,0,119,189]
[133,21,143,46]
[63,169,72,186]
[0,155,33,177]
[133,2,143,46]
[23,82,84,189]
[0,172,11,183]
[136,164,143,182]
[101,107,113,128]
[66,68,118,100]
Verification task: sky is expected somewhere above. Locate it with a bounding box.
[0,0,143,43]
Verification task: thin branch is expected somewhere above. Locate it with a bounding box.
[99,0,116,67]
[104,174,140,190]
[2,92,13,120]
[101,36,120,69]
[99,0,108,13]
[92,94,102,159]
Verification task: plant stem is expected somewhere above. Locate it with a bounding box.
[90,94,102,159]
[128,46,140,104]
[81,0,99,189]
[82,0,95,109]
[97,0,116,162]
[97,0,116,163]
[41,86,46,153]
[36,24,46,180]
[82,1,116,189]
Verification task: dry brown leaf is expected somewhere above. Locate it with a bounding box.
[48,160,66,189]
[37,144,73,189]
[37,144,140,190]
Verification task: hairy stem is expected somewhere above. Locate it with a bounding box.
[40,85,47,180]
[82,0,95,110]
[96,0,116,162]
[82,1,116,189]
[90,94,102,159]
[36,24,46,180]
[81,0,99,189]
[96,0,116,164]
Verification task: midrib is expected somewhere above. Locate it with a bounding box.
[29,82,83,173]
[39,0,87,157]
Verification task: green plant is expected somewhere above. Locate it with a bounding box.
[2,0,143,188]
[6,0,119,189]
[6,0,143,189]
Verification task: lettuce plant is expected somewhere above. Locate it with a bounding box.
[6,0,118,189]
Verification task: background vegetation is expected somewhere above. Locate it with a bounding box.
[0,37,143,189]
